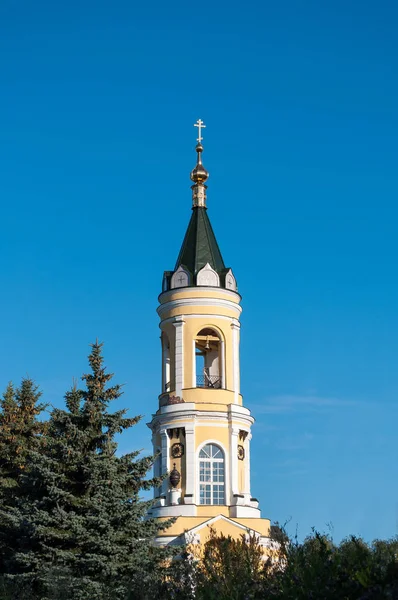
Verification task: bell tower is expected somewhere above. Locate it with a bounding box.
[148,121,271,547]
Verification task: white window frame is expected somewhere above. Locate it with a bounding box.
[198,443,225,505]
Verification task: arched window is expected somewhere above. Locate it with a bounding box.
[199,444,225,505]
[195,328,222,389]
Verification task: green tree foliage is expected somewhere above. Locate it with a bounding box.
[0,379,45,488]
[161,525,398,600]
[0,378,46,570]
[196,528,264,600]
[1,342,171,600]
[268,529,398,600]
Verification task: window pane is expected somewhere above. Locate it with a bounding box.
[199,445,211,458]
[211,445,223,459]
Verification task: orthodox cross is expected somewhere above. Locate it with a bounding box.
[194,119,206,143]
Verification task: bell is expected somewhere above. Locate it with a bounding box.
[205,336,210,350]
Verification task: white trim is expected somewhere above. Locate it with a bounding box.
[196,439,230,506]
[160,314,237,325]
[192,339,196,388]
[185,424,195,501]
[148,408,254,433]
[173,317,185,397]
[160,428,170,497]
[230,505,261,518]
[220,339,226,389]
[185,513,261,536]
[231,320,240,402]
[230,426,239,496]
[159,286,241,304]
[158,297,242,319]
[150,504,197,518]
[244,432,252,499]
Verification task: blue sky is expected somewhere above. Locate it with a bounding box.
[1,0,397,542]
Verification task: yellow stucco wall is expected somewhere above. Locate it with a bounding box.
[150,286,270,550]
[157,516,271,539]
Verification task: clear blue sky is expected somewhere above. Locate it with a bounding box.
[1,0,397,543]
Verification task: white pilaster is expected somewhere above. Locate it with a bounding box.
[173,317,185,397]
[184,424,195,504]
[230,426,240,497]
[160,428,170,498]
[220,339,226,389]
[244,432,252,501]
[231,320,241,403]
[192,339,196,388]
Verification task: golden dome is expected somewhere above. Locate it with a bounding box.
[190,143,209,184]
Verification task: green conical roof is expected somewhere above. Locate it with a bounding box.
[175,206,225,275]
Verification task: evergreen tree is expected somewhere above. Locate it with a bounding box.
[0,379,46,571]
[0,379,45,488]
[3,342,171,600]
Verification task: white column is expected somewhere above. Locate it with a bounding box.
[230,426,240,500]
[160,428,170,498]
[160,335,164,393]
[220,339,226,389]
[184,424,195,504]
[231,320,241,403]
[244,432,252,502]
[173,317,185,397]
[192,340,196,388]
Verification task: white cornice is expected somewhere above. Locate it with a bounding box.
[157,296,242,319]
[158,285,241,306]
[148,407,254,432]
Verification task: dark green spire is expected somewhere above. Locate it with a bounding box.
[174,206,226,275]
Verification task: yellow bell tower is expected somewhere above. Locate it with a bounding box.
[148,120,271,547]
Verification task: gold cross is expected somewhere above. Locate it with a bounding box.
[194,119,206,143]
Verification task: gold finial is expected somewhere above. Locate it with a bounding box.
[190,120,209,208]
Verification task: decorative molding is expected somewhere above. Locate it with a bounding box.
[158,297,242,319]
[159,286,241,304]
[170,266,190,289]
[225,269,237,291]
[171,443,184,458]
[196,263,220,287]
[167,395,185,405]
[238,445,245,460]
[160,314,239,326]
[239,429,249,441]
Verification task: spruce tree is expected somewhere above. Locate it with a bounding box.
[0,379,46,572]
[0,379,45,487]
[3,342,171,600]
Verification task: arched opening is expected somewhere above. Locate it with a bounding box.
[195,328,223,389]
[161,332,171,392]
[199,443,225,505]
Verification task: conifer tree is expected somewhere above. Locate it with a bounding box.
[0,379,45,487]
[3,342,171,600]
[0,378,46,571]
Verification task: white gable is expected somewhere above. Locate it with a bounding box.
[225,269,237,291]
[196,263,220,287]
[171,266,190,289]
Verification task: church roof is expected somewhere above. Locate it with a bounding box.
[174,206,226,276]
[161,121,237,294]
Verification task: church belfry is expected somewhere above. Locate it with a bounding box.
[148,121,271,547]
